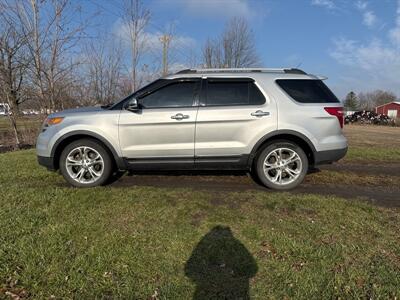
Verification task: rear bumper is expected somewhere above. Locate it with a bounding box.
[314,147,347,165]
[37,156,56,171]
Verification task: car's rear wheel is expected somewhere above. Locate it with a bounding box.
[254,141,308,190]
[59,139,113,187]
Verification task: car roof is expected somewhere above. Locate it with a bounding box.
[164,68,324,80]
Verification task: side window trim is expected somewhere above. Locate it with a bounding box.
[138,78,201,109]
[202,77,266,107]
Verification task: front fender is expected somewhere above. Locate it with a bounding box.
[49,127,125,170]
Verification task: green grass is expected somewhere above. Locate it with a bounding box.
[0,116,42,133]
[346,146,400,162]
[306,169,400,186]
[1,150,400,299]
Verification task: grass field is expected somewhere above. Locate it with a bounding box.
[0,116,42,147]
[0,116,42,133]
[344,125,400,162]
[0,125,399,299]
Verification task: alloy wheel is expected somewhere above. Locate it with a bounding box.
[65,146,104,184]
[263,147,302,185]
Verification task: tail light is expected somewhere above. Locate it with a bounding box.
[324,107,344,128]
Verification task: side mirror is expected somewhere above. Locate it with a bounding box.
[125,98,140,112]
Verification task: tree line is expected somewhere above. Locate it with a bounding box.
[0,0,259,147]
[343,90,398,112]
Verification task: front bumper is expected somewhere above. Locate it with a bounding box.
[314,147,348,165]
[36,127,57,170]
[37,156,56,170]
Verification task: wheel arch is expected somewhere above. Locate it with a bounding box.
[51,131,125,170]
[248,130,316,168]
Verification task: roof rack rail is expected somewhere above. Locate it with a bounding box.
[174,68,307,75]
[174,69,196,74]
[284,68,307,75]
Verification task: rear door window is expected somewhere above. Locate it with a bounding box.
[206,79,266,106]
[276,79,339,103]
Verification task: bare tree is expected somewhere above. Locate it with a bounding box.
[371,90,397,107]
[223,17,260,68]
[203,37,223,68]
[358,90,397,110]
[12,0,87,113]
[159,23,177,76]
[203,17,260,68]
[122,0,150,92]
[80,35,125,106]
[183,48,200,69]
[0,9,28,147]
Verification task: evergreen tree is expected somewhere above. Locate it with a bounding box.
[344,91,358,111]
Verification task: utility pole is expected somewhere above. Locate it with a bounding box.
[159,34,171,76]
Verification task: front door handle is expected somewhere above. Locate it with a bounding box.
[251,110,270,117]
[171,113,189,120]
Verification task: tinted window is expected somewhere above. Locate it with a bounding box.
[206,81,265,106]
[139,81,196,108]
[276,79,339,103]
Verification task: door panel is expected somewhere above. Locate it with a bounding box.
[119,108,198,158]
[118,78,200,159]
[195,105,276,156]
[195,79,277,157]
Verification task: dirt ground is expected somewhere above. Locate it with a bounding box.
[111,125,400,208]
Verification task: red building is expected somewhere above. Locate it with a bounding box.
[375,102,400,119]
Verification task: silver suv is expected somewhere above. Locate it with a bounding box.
[36,68,347,190]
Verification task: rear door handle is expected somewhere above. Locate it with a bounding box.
[251,110,270,117]
[171,113,189,120]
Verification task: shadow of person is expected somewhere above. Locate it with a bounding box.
[185,226,258,299]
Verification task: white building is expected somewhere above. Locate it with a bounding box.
[0,103,10,116]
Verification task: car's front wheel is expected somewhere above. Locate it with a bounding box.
[254,141,308,190]
[59,139,113,187]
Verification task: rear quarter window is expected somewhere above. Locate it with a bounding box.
[276,79,339,103]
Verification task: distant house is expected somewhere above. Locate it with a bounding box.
[344,110,356,116]
[375,102,400,119]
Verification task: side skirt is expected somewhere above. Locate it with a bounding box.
[123,155,250,171]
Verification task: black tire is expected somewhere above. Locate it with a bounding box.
[254,140,308,190]
[248,169,263,187]
[106,170,126,184]
[59,139,113,187]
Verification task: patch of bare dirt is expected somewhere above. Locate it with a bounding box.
[110,170,400,208]
[319,162,400,177]
[0,144,33,153]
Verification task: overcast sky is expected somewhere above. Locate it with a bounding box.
[82,0,400,99]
